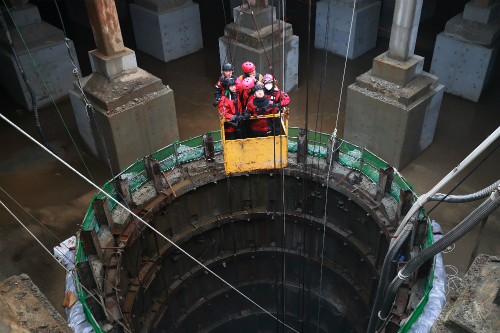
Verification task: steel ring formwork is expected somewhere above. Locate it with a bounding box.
[71,128,437,333]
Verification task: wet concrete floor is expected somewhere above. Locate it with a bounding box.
[1,0,499,321]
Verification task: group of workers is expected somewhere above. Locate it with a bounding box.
[213,61,290,140]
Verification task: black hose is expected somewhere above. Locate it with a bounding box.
[429,179,500,203]
[375,187,500,332]
[366,224,413,333]
[0,7,53,153]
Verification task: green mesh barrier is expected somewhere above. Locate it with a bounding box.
[75,128,433,333]
[160,157,177,171]
[288,127,300,138]
[308,144,327,157]
[363,163,380,183]
[152,145,175,162]
[364,150,388,170]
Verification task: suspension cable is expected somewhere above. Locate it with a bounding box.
[0,113,300,333]
[0,9,53,153]
[0,198,133,333]
[332,0,356,140]
[316,2,357,331]
[1,0,95,182]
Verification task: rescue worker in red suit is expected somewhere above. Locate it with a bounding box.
[213,63,241,107]
[262,74,290,107]
[244,84,279,138]
[218,78,247,140]
[239,77,256,110]
[238,61,263,85]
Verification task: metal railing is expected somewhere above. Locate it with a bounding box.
[76,129,433,333]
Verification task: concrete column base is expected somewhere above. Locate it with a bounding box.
[218,35,299,93]
[430,32,499,102]
[69,69,179,173]
[314,1,381,60]
[219,4,299,92]
[344,70,444,170]
[378,0,437,39]
[0,4,80,111]
[130,0,203,62]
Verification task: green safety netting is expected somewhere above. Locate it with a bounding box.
[75,128,431,333]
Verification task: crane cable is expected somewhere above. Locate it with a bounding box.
[316,1,357,331]
[0,113,301,333]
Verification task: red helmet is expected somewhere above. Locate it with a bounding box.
[241,77,255,90]
[242,61,256,74]
[262,74,273,84]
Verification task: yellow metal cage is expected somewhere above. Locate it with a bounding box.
[220,111,289,175]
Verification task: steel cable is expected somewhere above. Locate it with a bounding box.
[0,113,301,333]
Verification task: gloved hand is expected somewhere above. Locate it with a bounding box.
[243,112,251,120]
[232,115,244,122]
[213,100,219,107]
[273,102,281,108]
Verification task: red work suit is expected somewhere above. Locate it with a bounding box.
[218,92,242,134]
[264,88,290,106]
[245,96,278,135]
[239,89,255,110]
[215,75,241,100]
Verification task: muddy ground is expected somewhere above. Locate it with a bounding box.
[0,0,499,321]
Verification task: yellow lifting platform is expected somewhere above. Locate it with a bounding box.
[220,111,289,174]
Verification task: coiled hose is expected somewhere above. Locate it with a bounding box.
[374,187,500,332]
[0,8,53,153]
[366,224,413,333]
[429,179,500,203]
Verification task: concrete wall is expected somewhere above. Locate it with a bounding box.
[0,40,79,111]
[430,32,500,102]
[70,85,179,173]
[345,82,444,170]
[130,2,203,62]
[315,1,381,60]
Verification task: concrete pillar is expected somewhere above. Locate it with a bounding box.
[378,0,437,39]
[0,2,80,111]
[429,0,500,102]
[69,0,179,173]
[344,0,444,170]
[219,1,299,92]
[315,0,381,60]
[129,0,203,62]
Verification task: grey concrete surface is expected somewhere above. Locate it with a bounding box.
[0,4,80,111]
[219,2,299,92]
[372,52,424,86]
[315,0,381,60]
[378,0,437,39]
[444,13,500,46]
[70,70,179,174]
[88,48,138,81]
[430,255,500,333]
[344,70,444,170]
[463,0,500,25]
[130,1,203,63]
[430,32,499,102]
[387,0,423,62]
